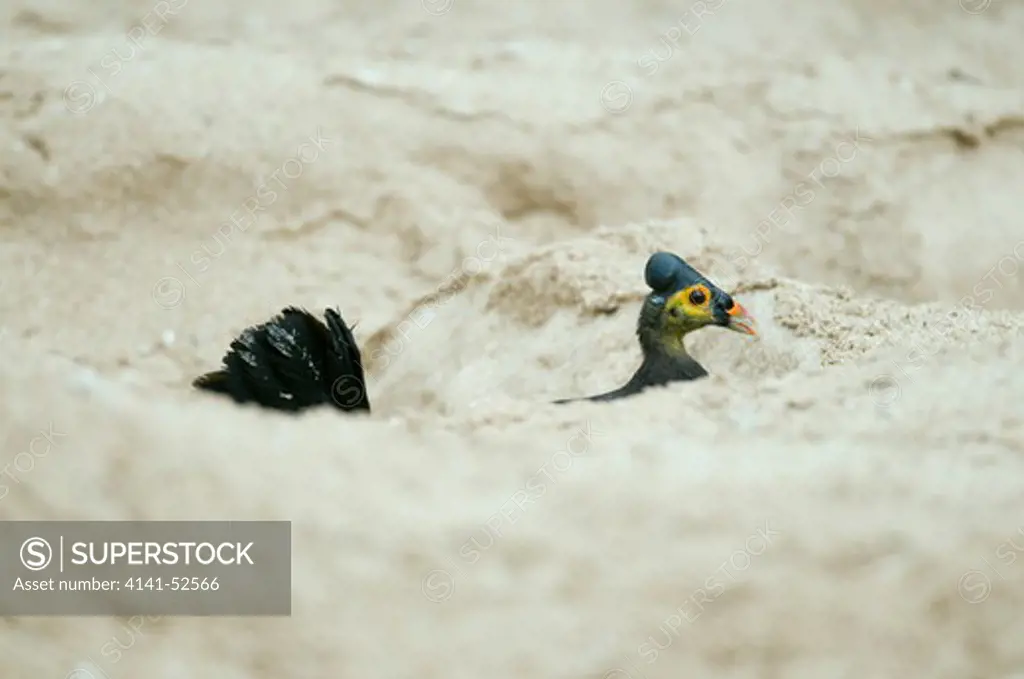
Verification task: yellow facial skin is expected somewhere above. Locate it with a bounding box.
[663,283,758,337]
[664,283,716,333]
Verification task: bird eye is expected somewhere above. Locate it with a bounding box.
[688,288,707,305]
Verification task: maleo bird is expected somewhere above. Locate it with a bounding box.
[191,307,371,412]
[554,251,757,402]
[191,251,757,412]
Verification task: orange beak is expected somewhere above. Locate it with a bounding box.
[726,302,757,336]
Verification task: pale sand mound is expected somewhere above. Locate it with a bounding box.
[3,1,1024,678]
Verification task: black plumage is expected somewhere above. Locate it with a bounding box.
[192,252,754,413]
[554,252,756,403]
[192,307,370,413]
[553,304,709,403]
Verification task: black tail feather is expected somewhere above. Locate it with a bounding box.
[192,307,371,414]
[323,308,370,411]
[192,369,231,393]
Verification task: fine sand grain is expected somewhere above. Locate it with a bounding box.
[2,1,1024,677]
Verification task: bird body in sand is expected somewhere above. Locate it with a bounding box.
[192,307,370,412]
[554,251,756,403]
[192,252,756,412]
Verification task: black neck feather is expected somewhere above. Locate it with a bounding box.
[555,297,708,403]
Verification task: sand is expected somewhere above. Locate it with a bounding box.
[2,0,1024,676]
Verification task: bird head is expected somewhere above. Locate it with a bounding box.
[637,251,757,349]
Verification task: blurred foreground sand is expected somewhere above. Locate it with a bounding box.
[2,0,1024,677]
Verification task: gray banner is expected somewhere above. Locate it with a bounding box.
[0,521,290,615]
